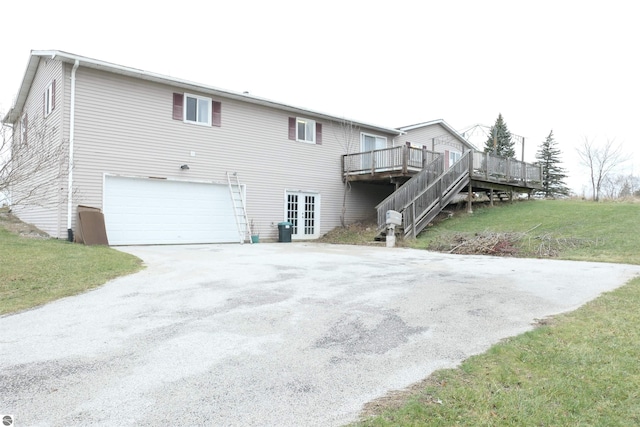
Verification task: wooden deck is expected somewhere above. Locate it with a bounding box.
[343,147,543,191]
[342,145,441,182]
[343,148,543,238]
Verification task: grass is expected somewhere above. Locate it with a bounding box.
[410,199,640,264]
[0,223,143,315]
[352,199,640,426]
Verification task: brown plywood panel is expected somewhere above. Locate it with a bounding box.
[78,211,109,246]
[76,205,102,243]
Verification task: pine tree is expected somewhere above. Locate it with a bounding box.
[483,113,516,158]
[535,130,570,198]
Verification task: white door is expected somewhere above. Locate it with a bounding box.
[104,176,238,245]
[286,191,320,239]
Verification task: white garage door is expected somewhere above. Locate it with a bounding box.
[104,176,239,245]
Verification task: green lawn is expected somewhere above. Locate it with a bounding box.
[354,199,640,426]
[0,226,143,315]
[411,199,640,264]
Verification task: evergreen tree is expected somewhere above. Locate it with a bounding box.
[483,113,516,158]
[535,130,570,198]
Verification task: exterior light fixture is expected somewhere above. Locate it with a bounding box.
[180,164,190,170]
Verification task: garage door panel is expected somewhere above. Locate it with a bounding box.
[104,176,239,245]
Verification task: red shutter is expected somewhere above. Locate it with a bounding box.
[172,93,183,120]
[288,117,296,140]
[212,101,221,127]
[51,79,56,111]
[444,150,450,169]
[315,122,322,145]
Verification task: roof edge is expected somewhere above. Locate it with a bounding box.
[4,50,402,135]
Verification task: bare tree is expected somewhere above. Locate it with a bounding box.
[1,119,68,209]
[332,119,360,227]
[576,138,625,201]
[602,173,640,200]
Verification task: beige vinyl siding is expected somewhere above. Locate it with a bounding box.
[343,182,395,224]
[398,123,467,154]
[10,58,66,238]
[70,67,395,240]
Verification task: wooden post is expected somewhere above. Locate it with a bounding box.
[485,152,490,180]
[489,189,494,206]
[521,137,525,163]
[370,150,375,175]
[506,158,511,181]
[431,137,435,153]
[467,151,473,213]
[412,202,417,239]
[402,143,409,174]
[422,145,428,169]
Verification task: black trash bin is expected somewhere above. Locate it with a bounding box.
[277,221,293,243]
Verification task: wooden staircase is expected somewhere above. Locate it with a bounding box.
[376,151,472,239]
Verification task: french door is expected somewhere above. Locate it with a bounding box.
[286,191,320,239]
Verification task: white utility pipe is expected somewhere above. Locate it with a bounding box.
[66,59,79,240]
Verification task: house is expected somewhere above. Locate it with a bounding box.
[3,51,540,245]
[397,120,476,169]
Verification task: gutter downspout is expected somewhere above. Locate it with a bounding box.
[67,59,79,241]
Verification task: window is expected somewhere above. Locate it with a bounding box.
[360,133,387,151]
[172,93,221,127]
[449,151,461,165]
[297,118,315,143]
[288,117,322,144]
[21,114,28,145]
[185,93,211,125]
[44,80,55,117]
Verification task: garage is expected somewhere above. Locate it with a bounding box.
[103,175,239,245]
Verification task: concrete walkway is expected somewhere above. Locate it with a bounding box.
[2,243,639,426]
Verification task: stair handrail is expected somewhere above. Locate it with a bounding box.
[402,151,471,237]
[375,155,443,229]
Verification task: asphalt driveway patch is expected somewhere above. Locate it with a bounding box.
[2,243,639,426]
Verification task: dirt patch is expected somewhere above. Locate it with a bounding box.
[360,375,446,419]
[0,210,50,239]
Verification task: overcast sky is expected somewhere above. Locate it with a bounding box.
[2,0,638,194]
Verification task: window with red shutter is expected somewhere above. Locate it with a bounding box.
[292,117,317,143]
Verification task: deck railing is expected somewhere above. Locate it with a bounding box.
[400,151,471,237]
[343,145,440,177]
[471,151,542,186]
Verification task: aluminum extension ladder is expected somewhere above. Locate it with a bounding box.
[226,172,253,244]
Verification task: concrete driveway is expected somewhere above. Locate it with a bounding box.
[2,243,639,426]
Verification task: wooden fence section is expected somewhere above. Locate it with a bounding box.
[343,145,440,178]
